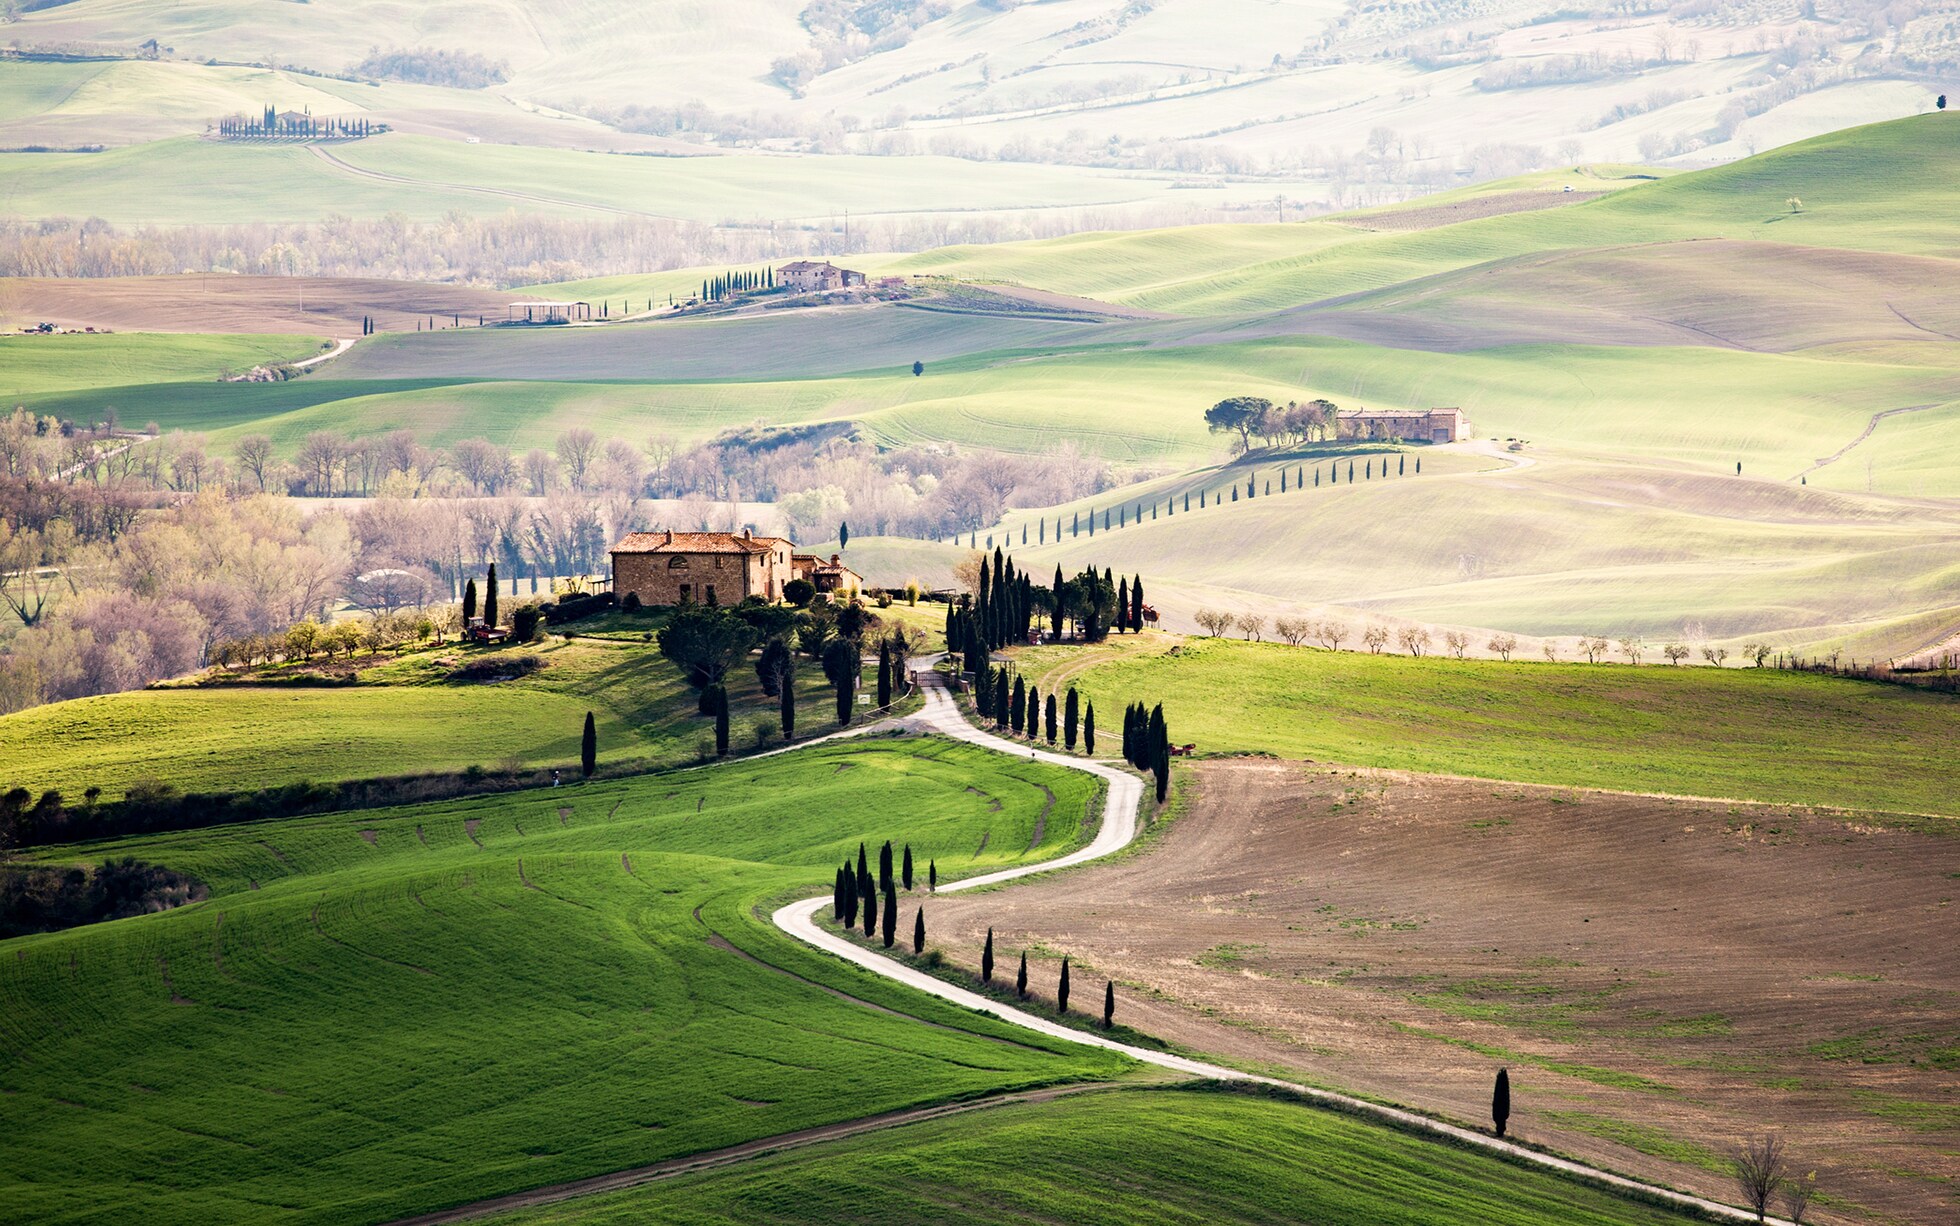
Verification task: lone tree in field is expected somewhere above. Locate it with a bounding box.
[580,711,596,777]
[982,927,995,983]
[484,563,499,628]
[1016,951,1028,999]
[463,578,478,625]
[1057,956,1071,1013]
[839,521,850,551]
[1733,1134,1787,1222]
[912,360,925,376]
[1103,980,1115,1028]
[1491,1068,1510,1138]
[880,886,897,949]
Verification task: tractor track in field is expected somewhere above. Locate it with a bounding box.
[307,145,650,219]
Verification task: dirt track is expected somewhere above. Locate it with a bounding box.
[4,275,523,335]
[924,760,1959,1225]
[1344,188,1609,231]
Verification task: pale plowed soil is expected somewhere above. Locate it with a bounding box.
[5,275,523,335]
[1343,188,1609,231]
[925,761,1958,1225]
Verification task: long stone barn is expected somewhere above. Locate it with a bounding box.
[1335,407,1470,443]
[610,529,794,606]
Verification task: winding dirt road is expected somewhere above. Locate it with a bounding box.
[775,669,1794,1226]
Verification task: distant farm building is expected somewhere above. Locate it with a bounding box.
[611,529,794,606]
[507,301,592,324]
[778,261,866,292]
[1336,407,1469,444]
[792,553,864,599]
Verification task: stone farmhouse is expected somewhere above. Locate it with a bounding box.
[778,260,866,292]
[1335,407,1469,444]
[793,553,864,599]
[611,529,794,606]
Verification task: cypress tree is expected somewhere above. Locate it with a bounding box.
[1064,688,1079,749]
[1072,511,1078,537]
[1122,703,1136,765]
[1116,577,1129,634]
[712,685,730,756]
[858,842,869,883]
[1399,454,1406,475]
[580,711,596,777]
[862,873,877,937]
[912,905,925,954]
[1281,469,1288,492]
[834,866,848,927]
[1416,456,1422,473]
[1103,980,1115,1027]
[1152,705,1170,803]
[484,563,499,628]
[902,844,914,890]
[463,578,478,624]
[1131,576,1144,631]
[1052,564,1067,639]
[928,859,936,889]
[879,841,894,893]
[1045,692,1058,744]
[994,670,1009,728]
[1058,957,1071,1013]
[1010,675,1026,733]
[780,670,795,739]
[881,887,896,948]
[1493,1069,1511,1137]
[1183,492,1190,511]
[877,640,892,708]
[982,927,995,983]
[1314,467,1320,487]
[1084,701,1096,754]
[835,673,854,727]
[1015,951,1028,999]
[1349,460,1355,481]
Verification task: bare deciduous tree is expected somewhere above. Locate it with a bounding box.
[1701,645,1729,666]
[1363,624,1389,654]
[1542,640,1559,662]
[1579,635,1609,664]
[1746,641,1774,667]
[1618,636,1644,665]
[1315,620,1350,651]
[1784,1169,1815,1224]
[1192,608,1234,637]
[1272,616,1307,646]
[1235,613,1266,642]
[1396,625,1431,657]
[233,435,274,492]
[1732,1134,1786,1222]
[1444,629,1470,658]
[1487,633,1518,661]
[1663,642,1689,665]
[556,427,599,491]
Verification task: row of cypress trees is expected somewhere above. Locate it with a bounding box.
[1122,701,1173,802]
[960,454,1423,550]
[981,928,1116,1026]
[945,549,1148,656]
[701,267,773,302]
[832,839,937,948]
[973,666,1095,754]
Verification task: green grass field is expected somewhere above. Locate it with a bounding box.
[490,1085,1703,1226]
[0,636,840,798]
[1016,635,1960,815]
[0,332,327,397]
[0,738,1122,1224]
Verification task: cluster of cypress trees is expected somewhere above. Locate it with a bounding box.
[217,108,380,139]
[701,267,773,303]
[979,928,1115,1025]
[971,665,1094,754]
[946,547,1038,667]
[832,839,934,952]
[1122,701,1173,802]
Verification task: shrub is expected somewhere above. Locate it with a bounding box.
[448,653,544,683]
[785,578,816,607]
[510,604,543,643]
[622,591,642,612]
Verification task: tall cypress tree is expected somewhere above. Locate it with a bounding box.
[994,670,1009,729]
[580,711,596,777]
[879,841,894,893]
[1010,675,1026,733]
[833,866,847,926]
[861,872,877,937]
[836,672,854,727]
[1130,576,1145,631]
[1016,951,1028,999]
[1084,701,1096,754]
[1045,692,1058,744]
[1058,957,1071,1013]
[1493,1069,1511,1137]
[982,927,995,983]
[484,563,499,628]
[880,887,897,949]
[1103,980,1115,1027]
[928,859,936,890]
[1064,688,1080,749]
[912,905,925,954]
[1052,564,1067,639]
[463,578,478,625]
[1116,577,1129,634]
[1151,703,1170,803]
[902,844,914,890]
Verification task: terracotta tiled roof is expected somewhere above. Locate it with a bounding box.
[612,531,790,555]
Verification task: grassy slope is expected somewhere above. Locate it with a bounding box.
[0,739,1122,1224]
[0,333,327,396]
[491,1086,1701,1226]
[0,636,835,797]
[1016,635,1960,815]
[892,116,1960,315]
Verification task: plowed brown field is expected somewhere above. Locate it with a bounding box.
[925,760,1958,1225]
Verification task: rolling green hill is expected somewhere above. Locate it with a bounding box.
[0,739,1122,1224]
[0,332,327,396]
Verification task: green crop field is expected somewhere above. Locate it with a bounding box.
[1015,635,1960,816]
[489,1085,1702,1226]
[0,332,328,397]
[0,636,843,798]
[0,738,1122,1224]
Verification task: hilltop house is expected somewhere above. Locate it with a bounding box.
[792,553,864,600]
[778,261,866,292]
[1335,407,1469,444]
[611,529,794,606]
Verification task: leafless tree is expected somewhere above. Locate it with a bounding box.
[1487,633,1518,661]
[1746,641,1774,667]
[1444,629,1470,658]
[1701,645,1729,666]
[1192,609,1234,637]
[1618,636,1645,665]
[1315,620,1350,651]
[1272,616,1307,646]
[234,435,274,492]
[1235,613,1266,642]
[1732,1134,1786,1222]
[1396,625,1430,657]
[1363,624,1389,654]
[1541,640,1559,662]
[556,427,600,491]
[1663,642,1689,665]
[1783,1169,1815,1224]
[521,449,559,497]
[1579,635,1609,664]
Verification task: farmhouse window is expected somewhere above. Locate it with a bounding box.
[668,556,688,570]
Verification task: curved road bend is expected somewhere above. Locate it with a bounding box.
[777,667,1793,1226]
